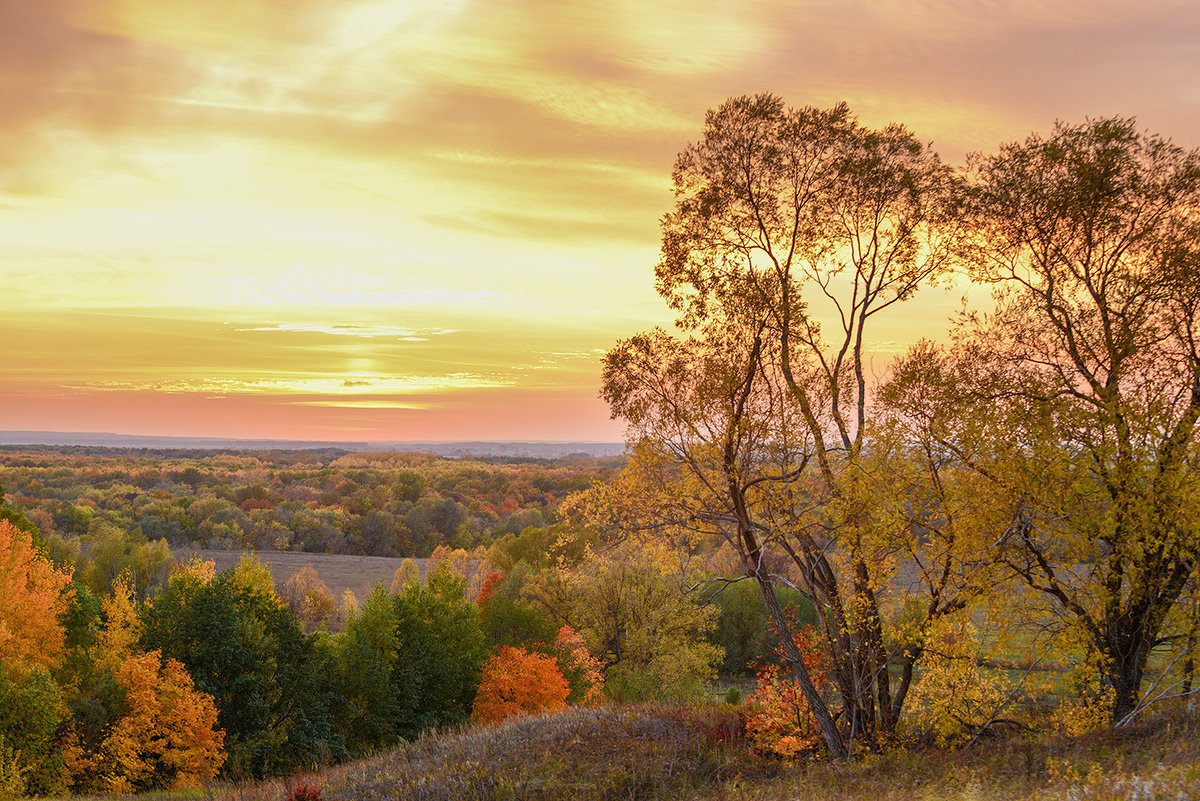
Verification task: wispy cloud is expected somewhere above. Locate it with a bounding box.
[237,324,456,340]
[67,374,515,395]
[3,0,1198,440]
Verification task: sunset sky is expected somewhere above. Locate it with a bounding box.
[3,0,1198,443]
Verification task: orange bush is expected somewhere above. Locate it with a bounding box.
[744,627,825,758]
[471,646,569,724]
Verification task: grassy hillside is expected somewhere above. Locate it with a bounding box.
[204,701,1200,801]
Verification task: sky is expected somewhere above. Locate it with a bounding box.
[2,0,1199,443]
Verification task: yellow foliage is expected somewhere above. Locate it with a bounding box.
[390,559,419,593]
[0,520,72,678]
[98,578,141,670]
[906,615,1008,746]
[175,557,216,583]
[228,553,282,606]
[67,651,225,794]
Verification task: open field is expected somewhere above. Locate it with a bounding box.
[174,549,485,604]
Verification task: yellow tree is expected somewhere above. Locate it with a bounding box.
[525,538,721,703]
[916,116,1200,722]
[601,94,970,756]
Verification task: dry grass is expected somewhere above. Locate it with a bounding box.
[210,705,753,801]
[198,701,1200,801]
[704,702,1200,801]
[173,550,435,603]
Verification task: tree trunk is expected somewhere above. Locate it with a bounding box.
[755,571,848,759]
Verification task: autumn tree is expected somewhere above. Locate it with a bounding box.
[282,564,336,633]
[526,539,721,703]
[0,519,73,677]
[138,557,336,777]
[55,579,226,794]
[599,94,975,756]
[0,530,71,797]
[65,652,225,794]
[471,646,569,724]
[552,625,605,706]
[906,116,1200,722]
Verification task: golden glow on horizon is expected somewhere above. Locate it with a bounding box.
[2,0,1198,441]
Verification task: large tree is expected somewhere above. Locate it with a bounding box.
[931,116,1200,722]
[601,94,973,756]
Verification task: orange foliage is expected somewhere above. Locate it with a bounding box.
[0,519,72,677]
[66,651,225,793]
[174,557,216,584]
[471,646,569,724]
[553,625,605,706]
[745,627,825,758]
[475,570,504,607]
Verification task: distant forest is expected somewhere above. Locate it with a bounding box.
[0,444,621,559]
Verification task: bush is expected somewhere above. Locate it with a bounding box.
[472,646,569,724]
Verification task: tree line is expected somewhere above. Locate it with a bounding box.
[0,448,617,564]
[0,486,795,794]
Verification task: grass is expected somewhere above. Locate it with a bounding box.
[210,705,755,801]
[172,550,440,604]
[195,700,1200,801]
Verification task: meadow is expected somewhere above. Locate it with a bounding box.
[195,700,1200,801]
[171,550,441,608]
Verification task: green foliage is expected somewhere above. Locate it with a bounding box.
[0,666,68,796]
[329,585,399,756]
[708,580,816,676]
[392,469,426,504]
[331,565,487,750]
[56,581,102,688]
[83,526,172,601]
[479,562,555,651]
[485,524,596,573]
[389,562,487,737]
[138,560,338,778]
